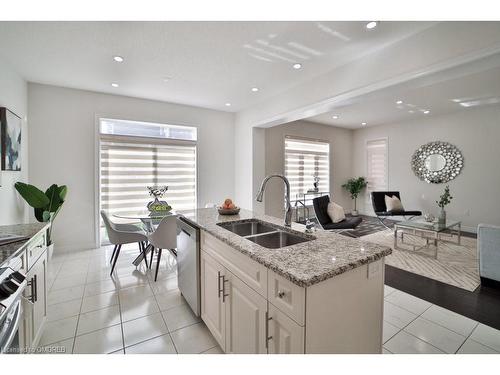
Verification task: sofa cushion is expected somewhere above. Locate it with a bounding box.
[322,216,362,230]
[327,202,346,223]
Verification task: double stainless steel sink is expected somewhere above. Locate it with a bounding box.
[217,219,313,249]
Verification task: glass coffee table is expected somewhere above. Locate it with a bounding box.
[393,218,461,258]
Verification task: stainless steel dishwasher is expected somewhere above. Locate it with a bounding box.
[176,217,200,316]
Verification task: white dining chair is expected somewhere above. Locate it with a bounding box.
[100,210,149,275]
[146,215,178,281]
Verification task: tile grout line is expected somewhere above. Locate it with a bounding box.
[454,322,480,354]
[71,258,91,353]
[148,254,180,354]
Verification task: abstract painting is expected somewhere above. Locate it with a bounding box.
[0,107,22,171]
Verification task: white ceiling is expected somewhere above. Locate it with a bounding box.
[0,21,435,112]
[307,57,500,129]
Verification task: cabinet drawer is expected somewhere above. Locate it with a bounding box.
[268,271,305,325]
[201,231,267,298]
[27,231,47,270]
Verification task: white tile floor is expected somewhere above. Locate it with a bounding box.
[40,244,500,354]
[39,243,219,354]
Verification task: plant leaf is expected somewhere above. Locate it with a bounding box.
[34,207,45,222]
[58,185,68,201]
[45,184,63,212]
[14,182,50,209]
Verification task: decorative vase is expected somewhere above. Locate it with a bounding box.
[438,209,446,224]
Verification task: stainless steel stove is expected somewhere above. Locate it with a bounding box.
[0,265,27,354]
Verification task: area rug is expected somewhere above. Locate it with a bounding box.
[360,229,480,292]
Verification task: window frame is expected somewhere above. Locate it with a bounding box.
[94,116,199,246]
[365,137,389,215]
[283,135,331,206]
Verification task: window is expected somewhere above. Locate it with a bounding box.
[284,136,330,204]
[366,138,388,213]
[99,119,197,236]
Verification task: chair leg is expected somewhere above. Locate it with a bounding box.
[155,248,162,282]
[149,246,155,269]
[139,242,149,268]
[110,245,118,264]
[377,216,391,229]
[110,244,122,275]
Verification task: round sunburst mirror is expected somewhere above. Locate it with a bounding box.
[411,141,464,183]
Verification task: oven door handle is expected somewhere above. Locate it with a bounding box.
[0,300,22,354]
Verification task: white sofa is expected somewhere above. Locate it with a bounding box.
[478,224,500,285]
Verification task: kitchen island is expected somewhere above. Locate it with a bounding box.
[179,208,391,354]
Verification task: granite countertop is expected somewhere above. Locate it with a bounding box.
[0,223,50,267]
[178,208,392,287]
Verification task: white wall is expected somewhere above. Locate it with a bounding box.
[264,120,353,218]
[28,83,235,251]
[234,22,500,210]
[0,59,28,225]
[352,105,500,232]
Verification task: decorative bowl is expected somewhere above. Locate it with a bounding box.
[218,207,240,215]
[424,213,435,222]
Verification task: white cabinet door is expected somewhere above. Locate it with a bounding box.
[22,249,48,350]
[224,270,267,354]
[200,251,226,350]
[31,251,47,347]
[268,303,304,354]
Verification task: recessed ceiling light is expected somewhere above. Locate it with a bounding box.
[332,115,339,119]
[361,122,367,126]
[113,56,124,63]
[396,100,403,104]
[423,110,430,114]
[251,87,259,92]
[111,83,119,88]
[293,63,302,69]
[162,77,172,83]
[408,110,415,114]
[225,103,231,107]
[366,21,378,29]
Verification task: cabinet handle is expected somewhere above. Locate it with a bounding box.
[217,271,223,298]
[265,311,273,349]
[33,274,38,302]
[222,276,229,303]
[277,290,286,299]
[27,277,36,303]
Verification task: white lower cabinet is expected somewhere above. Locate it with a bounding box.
[201,232,384,354]
[224,270,267,354]
[200,251,226,349]
[201,250,301,354]
[267,303,304,354]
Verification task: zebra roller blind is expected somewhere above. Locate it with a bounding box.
[284,136,330,203]
[100,120,197,217]
[366,138,388,212]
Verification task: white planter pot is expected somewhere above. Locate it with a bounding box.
[351,210,359,216]
[47,243,54,261]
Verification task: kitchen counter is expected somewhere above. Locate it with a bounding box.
[179,208,391,287]
[0,223,50,267]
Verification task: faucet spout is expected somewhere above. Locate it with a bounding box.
[255,174,292,227]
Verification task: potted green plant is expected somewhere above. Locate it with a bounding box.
[14,182,68,259]
[341,177,368,216]
[436,185,453,224]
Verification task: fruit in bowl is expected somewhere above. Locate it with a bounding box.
[218,198,240,215]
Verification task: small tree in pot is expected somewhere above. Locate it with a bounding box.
[15,182,68,257]
[342,177,368,216]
